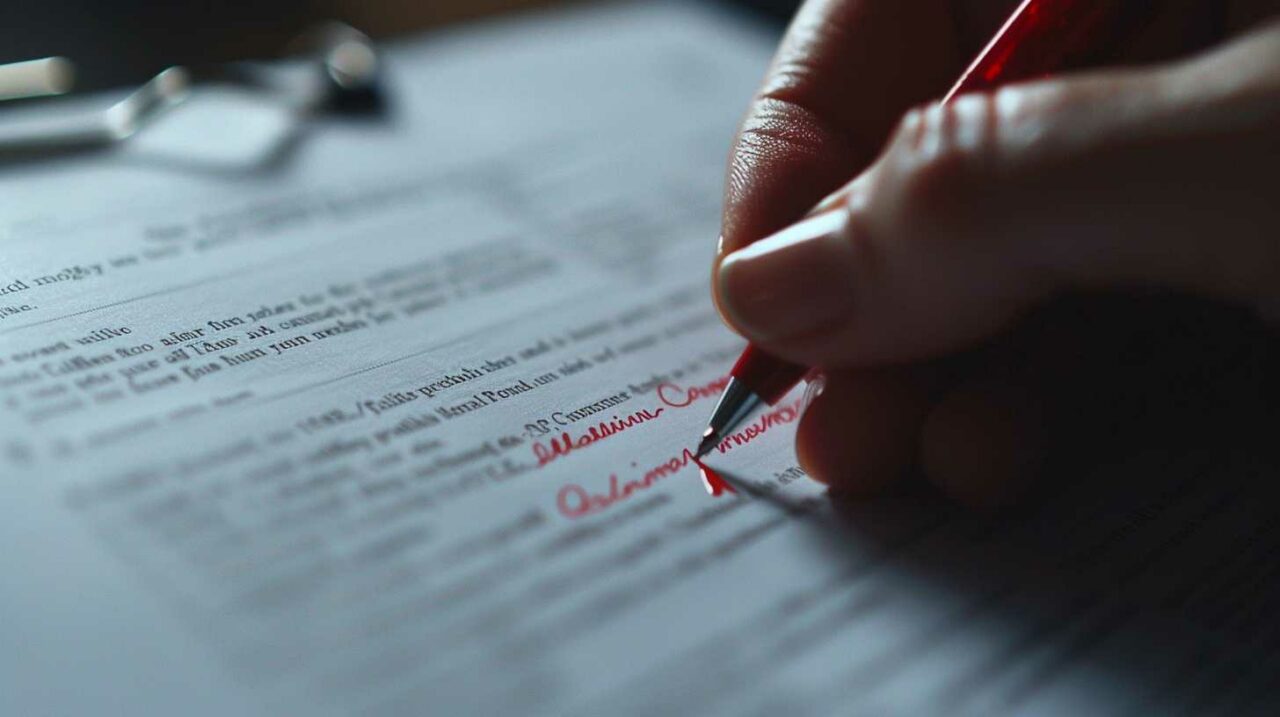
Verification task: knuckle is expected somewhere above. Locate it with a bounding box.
[991,83,1074,155]
[882,97,998,222]
[884,105,925,154]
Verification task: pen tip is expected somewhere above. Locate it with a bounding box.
[694,430,717,459]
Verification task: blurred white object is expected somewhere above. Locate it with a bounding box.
[0,24,381,161]
[0,56,75,101]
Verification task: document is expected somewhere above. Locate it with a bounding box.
[3,3,1278,715]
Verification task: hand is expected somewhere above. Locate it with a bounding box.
[714,0,1280,508]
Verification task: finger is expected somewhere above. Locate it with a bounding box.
[717,21,1280,369]
[919,291,1277,509]
[920,377,1045,512]
[793,365,936,493]
[913,300,1098,511]
[790,0,1257,219]
[915,300,1138,511]
[718,0,974,261]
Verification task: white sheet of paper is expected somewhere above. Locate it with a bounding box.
[2,3,1278,715]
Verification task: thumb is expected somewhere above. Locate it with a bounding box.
[716,22,1280,369]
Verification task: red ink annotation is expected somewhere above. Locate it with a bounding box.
[556,398,803,519]
[530,377,728,467]
[532,408,665,467]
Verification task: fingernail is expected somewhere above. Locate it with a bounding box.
[801,372,827,412]
[716,210,856,342]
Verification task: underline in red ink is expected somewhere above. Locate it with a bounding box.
[555,398,804,519]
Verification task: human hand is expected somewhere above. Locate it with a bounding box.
[714,0,1280,508]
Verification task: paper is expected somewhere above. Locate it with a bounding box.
[3,3,1278,715]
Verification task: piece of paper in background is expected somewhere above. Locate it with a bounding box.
[2,3,1278,716]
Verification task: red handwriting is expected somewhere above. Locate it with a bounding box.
[708,398,803,453]
[536,375,750,469]
[555,398,803,518]
[656,376,730,409]
[555,449,741,517]
[557,453,692,518]
[533,408,664,467]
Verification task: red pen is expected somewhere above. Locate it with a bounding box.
[696,0,1163,457]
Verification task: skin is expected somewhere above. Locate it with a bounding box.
[714,0,1280,509]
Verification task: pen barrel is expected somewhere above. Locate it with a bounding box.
[948,0,1160,100]
[731,345,808,405]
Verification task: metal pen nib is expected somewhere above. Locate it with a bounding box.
[694,428,720,460]
[694,376,763,459]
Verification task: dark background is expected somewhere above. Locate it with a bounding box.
[0,0,799,93]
